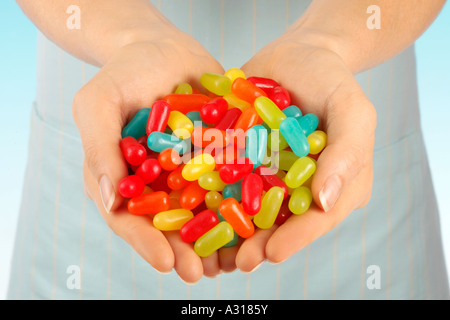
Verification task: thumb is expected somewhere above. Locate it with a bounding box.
[73,81,129,213]
[311,89,377,213]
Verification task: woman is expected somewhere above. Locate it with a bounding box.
[7,0,449,299]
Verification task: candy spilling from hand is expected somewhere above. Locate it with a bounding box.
[118,68,327,257]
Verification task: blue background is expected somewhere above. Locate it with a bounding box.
[0,1,449,299]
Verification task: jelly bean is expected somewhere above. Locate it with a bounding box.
[254,96,286,129]
[147,131,189,155]
[267,130,289,151]
[234,107,263,132]
[175,82,193,94]
[136,135,152,155]
[200,72,232,96]
[219,198,254,238]
[268,86,291,110]
[282,105,302,118]
[285,157,317,189]
[276,150,300,171]
[214,144,242,171]
[254,166,289,199]
[254,186,284,229]
[224,68,246,82]
[198,171,227,191]
[204,191,224,212]
[222,180,242,202]
[182,153,216,181]
[307,130,327,155]
[163,93,210,114]
[185,111,208,127]
[215,210,240,247]
[169,189,183,209]
[158,148,181,171]
[246,76,280,95]
[167,110,194,139]
[149,170,172,194]
[120,136,147,166]
[274,199,293,225]
[121,108,151,139]
[118,175,145,198]
[214,107,243,131]
[135,158,162,184]
[127,191,170,215]
[297,113,319,137]
[191,126,229,149]
[231,77,267,103]
[194,221,234,257]
[180,209,219,243]
[200,98,228,125]
[219,157,254,184]
[242,173,263,215]
[245,125,268,169]
[279,117,310,157]
[153,209,194,231]
[146,100,171,135]
[180,181,208,210]
[222,93,251,112]
[289,186,313,215]
[167,165,190,190]
[142,185,153,195]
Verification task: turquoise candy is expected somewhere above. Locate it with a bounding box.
[186,111,208,127]
[222,180,242,202]
[121,108,151,139]
[245,124,268,169]
[297,113,319,137]
[279,117,310,157]
[282,105,303,118]
[147,131,190,154]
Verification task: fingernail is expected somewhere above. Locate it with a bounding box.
[99,175,115,214]
[319,175,342,212]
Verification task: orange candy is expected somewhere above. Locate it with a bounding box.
[180,181,209,210]
[158,148,181,171]
[231,78,267,103]
[127,191,170,215]
[218,198,255,238]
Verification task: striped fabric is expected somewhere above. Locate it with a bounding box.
[7,0,449,299]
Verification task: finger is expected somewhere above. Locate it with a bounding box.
[266,167,371,263]
[236,226,277,272]
[73,74,129,214]
[201,251,221,278]
[84,163,174,273]
[165,231,204,284]
[311,79,376,212]
[218,243,241,273]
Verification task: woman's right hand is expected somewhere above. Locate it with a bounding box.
[73,27,225,284]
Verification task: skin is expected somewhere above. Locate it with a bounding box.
[17,0,446,283]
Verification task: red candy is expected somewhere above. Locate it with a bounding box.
[118,175,145,198]
[119,136,147,166]
[180,209,219,243]
[127,191,170,215]
[246,76,280,95]
[268,86,291,110]
[135,158,162,184]
[254,166,289,199]
[147,100,171,135]
[200,98,228,124]
[241,173,263,215]
[219,157,254,184]
[213,107,242,131]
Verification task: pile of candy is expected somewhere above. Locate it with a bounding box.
[118,68,327,257]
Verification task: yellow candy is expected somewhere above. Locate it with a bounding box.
[194,221,234,257]
[224,68,246,82]
[254,96,286,129]
[167,110,194,139]
[267,130,289,151]
[204,191,224,212]
[253,186,284,229]
[198,171,227,191]
[153,209,194,231]
[289,186,312,215]
[307,130,327,155]
[182,153,216,181]
[285,157,316,189]
[175,82,193,94]
[222,93,251,111]
[276,150,300,171]
[200,72,232,96]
